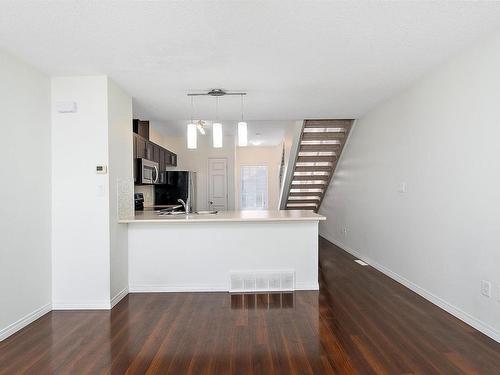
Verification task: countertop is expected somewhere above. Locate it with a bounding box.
[119,210,326,224]
[142,205,182,211]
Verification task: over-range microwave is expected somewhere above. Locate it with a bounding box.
[136,158,159,184]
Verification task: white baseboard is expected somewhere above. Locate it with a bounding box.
[111,287,129,308]
[319,232,500,344]
[129,284,228,293]
[0,303,52,342]
[52,301,111,310]
[130,282,319,293]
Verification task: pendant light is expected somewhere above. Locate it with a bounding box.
[196,120,206,135]
[238,94,248,147]
[213,97,223,148]
[187,96,197,149]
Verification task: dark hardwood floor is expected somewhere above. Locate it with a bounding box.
[1,237,499,374]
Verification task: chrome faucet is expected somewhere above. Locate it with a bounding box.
[177,198,190,214]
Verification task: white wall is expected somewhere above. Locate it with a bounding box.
[148,125,167,147]
[0,49,52,340]
[235,145,283,210]
[319,32,500,342]
[52,76,111,308]
[107,79,133,302]
[52,76,132,309]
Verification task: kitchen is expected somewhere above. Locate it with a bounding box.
[126,106,325,293]
[132,119,185,212]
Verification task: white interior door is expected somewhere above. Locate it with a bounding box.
[208,158,228,211]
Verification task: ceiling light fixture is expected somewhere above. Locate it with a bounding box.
[238,94,247,147]
[213,97,223,148]
[196,120,206,135]
[186,89,247,149]
[187,89,247,97]
[187,123,197,149]
[187,96,197,149]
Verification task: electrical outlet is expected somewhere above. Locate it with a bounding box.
[481,280,491,298]
[342,227,348,238]
[398,182,407,193]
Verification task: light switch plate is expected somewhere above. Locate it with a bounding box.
[481,280,491,298]
[96,184,105,197]
[55,101,77,113]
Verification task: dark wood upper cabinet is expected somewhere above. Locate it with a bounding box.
[145,142,153,160]
[153,145,160,164]
[133,119,150,139]
[133,135,137,159]
[135,135,147,159]
[133,135,138,182]
[166,152,177,167]
[159,148,166,171]
[132,131,177,182]
[165,151,172,167]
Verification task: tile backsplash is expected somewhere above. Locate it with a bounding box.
[117,178,134,219]
[134,184,154,206]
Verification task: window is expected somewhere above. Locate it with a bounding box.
[240,166,268,210]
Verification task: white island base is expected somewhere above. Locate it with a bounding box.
[123,210,325,292]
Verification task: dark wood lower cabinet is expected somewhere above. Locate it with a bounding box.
[1,238,500,374]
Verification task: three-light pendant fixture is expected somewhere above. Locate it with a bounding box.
[186,89,248,149]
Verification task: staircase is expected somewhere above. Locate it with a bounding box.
[282,119,353,212]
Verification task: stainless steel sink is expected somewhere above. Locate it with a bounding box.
[195,210,218,215]
[158,211,186,216]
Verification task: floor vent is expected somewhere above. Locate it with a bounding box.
[229,270,295,293]
[354,259,369,266]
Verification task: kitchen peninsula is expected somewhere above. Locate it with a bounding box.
[120,210,325,293]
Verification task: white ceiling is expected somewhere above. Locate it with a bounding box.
[1,1,500,122]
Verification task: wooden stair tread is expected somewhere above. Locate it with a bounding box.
[289,192,322,197]
[287,199,320,204]
[290,184,326,190]
[294,165,333,172]
[285,206,317,211]
[304,119,352,128]
[297,155,336,163]
[293,175,329,181]
[302,132,346,140]
[299,144,341,152]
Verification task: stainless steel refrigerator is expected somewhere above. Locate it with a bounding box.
[155,171,197,212]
